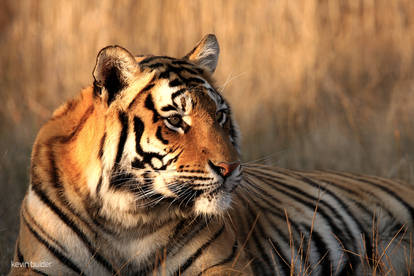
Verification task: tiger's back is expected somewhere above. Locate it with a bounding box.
[233,164,414,275]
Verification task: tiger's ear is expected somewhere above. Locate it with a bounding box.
[183,34,220,73]
[93,45,138,105]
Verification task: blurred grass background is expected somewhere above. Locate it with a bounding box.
[2,0,414,273]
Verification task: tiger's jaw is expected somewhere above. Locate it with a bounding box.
[150,164,242,216]
[192,165,242,216]
[193,190,232,216]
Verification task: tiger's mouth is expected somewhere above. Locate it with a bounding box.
[140,172,240,215]
[114,166,241,216]
[167,174,241,215]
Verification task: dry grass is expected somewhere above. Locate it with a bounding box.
[2,0,414,274]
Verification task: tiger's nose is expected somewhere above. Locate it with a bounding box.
[208,160,240,178]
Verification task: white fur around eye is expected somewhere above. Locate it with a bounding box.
[216,110,227,126]
[163,119,184,134]
[182,115,192,126]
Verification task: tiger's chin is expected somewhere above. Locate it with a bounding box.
[193,190,232,216]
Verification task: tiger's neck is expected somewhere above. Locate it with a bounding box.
[30,87,107,224]
[31,87,186,233]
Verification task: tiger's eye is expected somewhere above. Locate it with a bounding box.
[217,111,223,122]
[167,115,182,127]
[216,110,226,124]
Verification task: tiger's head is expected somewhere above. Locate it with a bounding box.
[91,35,240,223]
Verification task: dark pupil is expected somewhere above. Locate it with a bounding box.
[217,111,224,122]
[169,115,181,126]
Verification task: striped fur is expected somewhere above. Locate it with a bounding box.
[10,34,414,275]
[10,35,250,275]
[234,164,414,275]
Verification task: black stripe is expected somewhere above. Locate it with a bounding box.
[191,67,204,74]
[249,171,367,272]
[241,178,298,245]
[174,225,225,275]
[174,66,199,75]
[236,190,290,275]
[30,184,116,274]
[310,231,332,275]
[168,218,211,257]
[161,105,176,112]
[244,178,344,274]
[171,60,192,66]
[51,100,77,120]
[131,158,145,169]
[16,240,24,263]
[133,116,145,156]
[58,105,94,144]
[182,123,190,133]
[197,239,239,276]
[134,219,190,275]
[338,173,414,222]
[31,269,49,276]
[181,66,199,75]
[159,70,170,79]
[247,171,358,253]
[169,64,200,76]
[115,112,129,164]
[133,116,166,170]
[96,176,103,194]
[48,149,61,190]
[250,213,284,275]
[87,210,116,236]
[184,77,205,84]
[139,55,174,65]
[16,243,50,276]
[169,78,183,87]
[235,193,276,273]
[229,199,266,275]
[324,173,409,265]
[142,82,156,93]
[179,175,213,181]
[23,205,67,252]
[312,177,376,217]
[229,120,238,146]
[243,173,350,272]
[323,174,396,220]
[35,149,102,246]
[98,133,106,160]
[171,88,187,102]
[296,174,371,269]
[22,213,82,275]
[45,146,101,243]
[156,126,169,144]
[128,82,155,109]
[144,94,160,123]
[147,62,165,69]
[170,219,188,241]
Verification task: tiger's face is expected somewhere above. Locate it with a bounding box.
[93,35,240,218]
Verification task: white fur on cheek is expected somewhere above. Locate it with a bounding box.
[153,175,176,197]
[194,192,231,215]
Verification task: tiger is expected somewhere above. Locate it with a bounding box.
[235,164,414,275]
[9,34,414,276]
[10,34,250,276]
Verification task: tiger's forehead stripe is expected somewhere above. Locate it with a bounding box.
[137,57,228,121]
[152,80,225,123]
[127,73,157,110]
